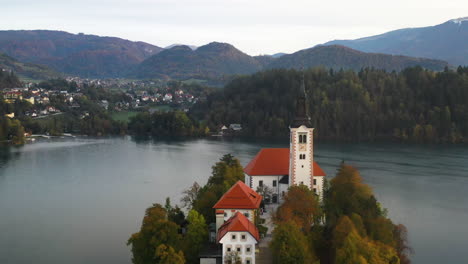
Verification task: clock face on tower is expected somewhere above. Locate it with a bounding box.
[299,144,307,151]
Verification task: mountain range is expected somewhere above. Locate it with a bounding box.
[0,30,163,78]
[325,17,468,66]
[0,17,465,81]
[132,42,263,80]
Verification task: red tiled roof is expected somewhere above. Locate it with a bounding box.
[243,148,326,176]
[213,181,262,209]
[217,212,260,242]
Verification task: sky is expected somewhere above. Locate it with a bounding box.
[1,0,468,55]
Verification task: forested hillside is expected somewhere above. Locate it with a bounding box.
[0,70,22,89]
[267,45,448,72]
[192,66,468,143]
[0,53,61,80]
[0,30,163,78]
[133,42,262,80]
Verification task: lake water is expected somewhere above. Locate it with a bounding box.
[0,137,467,264]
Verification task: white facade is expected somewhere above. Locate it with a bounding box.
[312,176,324,201]
[246,175,287,203]
[220,231,257,264]
[289,125,315,189]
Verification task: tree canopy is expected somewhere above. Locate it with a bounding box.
[192,67,468,143]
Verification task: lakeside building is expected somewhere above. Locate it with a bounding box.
[213,181,262,224]
[210,181,262,264]
[217,212,259,264]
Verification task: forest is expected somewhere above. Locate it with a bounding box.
[192,66,468,143]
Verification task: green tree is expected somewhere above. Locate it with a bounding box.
[270,221,316,264]
[184,210,208,263]
[127,204,182,264]
[192,154,244,223]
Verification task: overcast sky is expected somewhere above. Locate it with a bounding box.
[1,0,467,55]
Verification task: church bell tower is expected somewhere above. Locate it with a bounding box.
[289,73,315,190]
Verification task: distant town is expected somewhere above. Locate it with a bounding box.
[1,76,204,120]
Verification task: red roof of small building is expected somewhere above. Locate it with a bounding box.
[244,148,326,176]
[213,181,262,209]
[217,212,260,242]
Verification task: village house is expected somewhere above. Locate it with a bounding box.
[163,93,173,102]
[3,91,23,103]
[217,212,259,264]
[213,181,262,224]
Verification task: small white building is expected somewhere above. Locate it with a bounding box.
[217,212,259,264]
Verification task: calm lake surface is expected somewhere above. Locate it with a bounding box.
[0,137,467,264]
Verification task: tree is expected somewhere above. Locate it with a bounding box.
[181,182,201,210]
[256,185,274,203]
[127,204,182,264]
[270,221,316,264]
[184,210,208,264]
[193,154,245,223]
[332,216,399,264]
[224,251,242,264]
[274,184,322,231]
[394,224,412,264]
[155,244,185,264]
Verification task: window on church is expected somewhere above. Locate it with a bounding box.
[273,180,277,187]
[259,180,263,187]
[313,179,317,185]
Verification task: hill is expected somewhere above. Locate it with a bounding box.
[324,17,468,66]
[0,53,62,81]
[0,30,163,78]
[266,45,448,72]
[192,67,468,143]
[133,42,263,80]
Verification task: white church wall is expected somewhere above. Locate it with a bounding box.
[249,175,283,203]
[313,176,324,201]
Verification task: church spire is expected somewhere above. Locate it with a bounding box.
[291,71,312,128]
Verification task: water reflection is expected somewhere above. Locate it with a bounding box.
[0,145,22,169]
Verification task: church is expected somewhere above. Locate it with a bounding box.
[243,77,326,202]
[203,77,326,264]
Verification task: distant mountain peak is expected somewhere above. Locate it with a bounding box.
[197,42,237,52]
[166,45,194,52]
[323,18,468,66]
[165,44,197,50]
[449,17,468,25]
